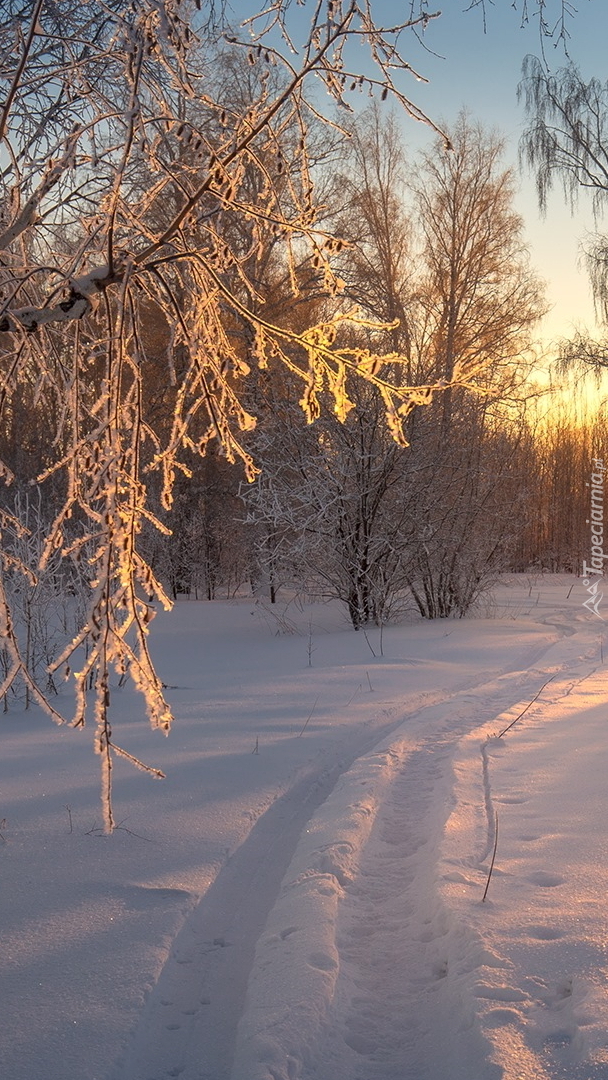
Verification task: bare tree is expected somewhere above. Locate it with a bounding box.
[415,114,544,422]
[325,107,415,362]
[519,58,608,215]
[244,380,417,627]
[245,115,546,623]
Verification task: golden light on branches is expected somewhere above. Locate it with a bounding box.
[0,0,549,828]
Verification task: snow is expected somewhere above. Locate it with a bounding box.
[2,576,608,1080]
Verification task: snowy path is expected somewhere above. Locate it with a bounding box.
[110,721,410,1080]
[4,579,608,1080]
[227,665,578,1080]
[300,734,474,1080]
[439,663,608,1080]
[228,625,608,1080]
[116,621,587,1080]
[111,699,466,1080]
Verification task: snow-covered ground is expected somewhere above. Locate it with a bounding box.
[2,576,608,1080]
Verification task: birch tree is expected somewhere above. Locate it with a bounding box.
[245,115,545,623]
[519,58,608,375]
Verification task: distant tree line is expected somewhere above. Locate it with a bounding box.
[4,106,601,643]
[125,110,608,623]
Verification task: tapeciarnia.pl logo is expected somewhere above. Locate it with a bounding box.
[582,458,605,620]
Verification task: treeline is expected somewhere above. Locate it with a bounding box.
[1,105,604,641]
[142,391,607,619]
[141,109,607,622]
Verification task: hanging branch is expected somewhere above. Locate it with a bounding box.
[0,0,567,829]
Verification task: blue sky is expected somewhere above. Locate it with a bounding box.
[405,0,608,347]
[227,0,608,347]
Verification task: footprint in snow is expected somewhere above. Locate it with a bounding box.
[308,951,338,972]
[484,1007,523,1028]
[442,871,476,885]
[526,924,565,940]
[527,871,566,888]
[280,926,299,940]
[544,1028,575,1047]
[432,959,448,980]
[343,1030,379,1055]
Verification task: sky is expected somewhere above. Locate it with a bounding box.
[405,0,608,350]
[227,0,608,352]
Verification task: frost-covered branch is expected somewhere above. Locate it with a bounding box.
[0,0,554,829]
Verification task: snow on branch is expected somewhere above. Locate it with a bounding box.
[0,0,551,830]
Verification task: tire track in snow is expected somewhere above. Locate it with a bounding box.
[110,696,459,1080]
[229,637,605,1080]
[112,624,588,1080]
[299,735,504,1080]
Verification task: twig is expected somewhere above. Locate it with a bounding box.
[297,695,319,737]
[366,670,374,692]
[482,810,499,903]
[109,740,166,778]
[85,818,155,842]
[346,683,362,706]
[0,817,6,843]
[113,820,155,842]
[497,674,556,738]
[307,620,316,667]
[362,628,377,658]
[66,804,73,833]
[252,735,259,754]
